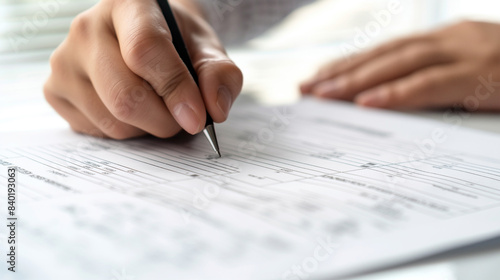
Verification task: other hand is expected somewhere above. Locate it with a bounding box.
[301,21,500,111]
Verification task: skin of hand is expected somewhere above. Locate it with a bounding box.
[300,21,500,111]
[44,0,243,139]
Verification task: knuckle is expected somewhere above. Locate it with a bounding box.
[43,80,57,105]
[43,81,53,99]
[69,12,92,40]
[457,20,479,29]
[381,85,407,107]
[108,81,138,122]
[374,41,394,53]
[454,21,487,39]
[384,37,412,51]
[400,45,425,64]
[341,75,355,93]
[48,47,65,75]
[158,68,189,101]
[414,73,439,93]
[314,61,338,81]
[442,21,477,38]
[124,28,168,69]
[382,85,399,99]
[387,35,432,51]
[401,43,442,67]
[100,0,115,7]
[318,63,331,74]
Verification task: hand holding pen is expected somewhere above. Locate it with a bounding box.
[44,0,242,148]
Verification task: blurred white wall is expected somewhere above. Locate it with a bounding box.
[0,0,98,62]
[1,0,499,61]
[440,0,500,23]
[247,0,500,51]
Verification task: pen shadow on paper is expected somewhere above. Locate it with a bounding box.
[118,92,260,160]
[121,130,219,160]
[125,131,197,146]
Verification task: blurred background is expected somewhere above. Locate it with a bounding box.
[1,1,500,279]
[2,0,500,131]
[2,0,500,60]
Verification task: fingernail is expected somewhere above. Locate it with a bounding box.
[173,103,202,134]
[300,79,315,93]
[300,81,311,88]
[217,85,233,118]
[315,78,346,98]
[357,91,387,107]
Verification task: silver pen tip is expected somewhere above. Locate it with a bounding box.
[203,124,221,158]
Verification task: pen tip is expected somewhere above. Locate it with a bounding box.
[203,124,221,158]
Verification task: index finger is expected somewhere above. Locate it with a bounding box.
[301,34,437,93]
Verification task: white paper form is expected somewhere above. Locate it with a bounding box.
[1,98,500,280]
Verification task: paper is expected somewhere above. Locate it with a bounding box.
[1,98,500,280]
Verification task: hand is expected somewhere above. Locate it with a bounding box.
[44,0,243,139]
[300,21,500,111]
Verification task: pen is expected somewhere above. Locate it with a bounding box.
[156,0,221,157]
